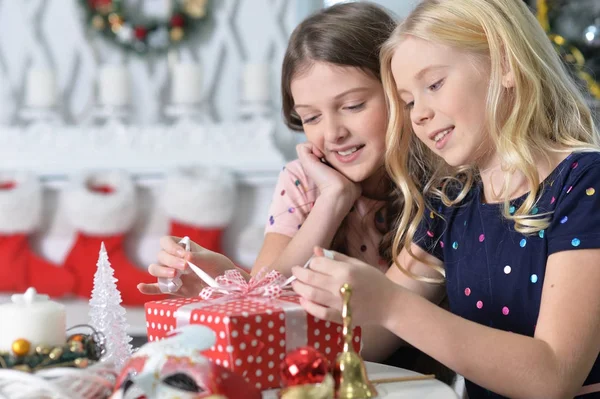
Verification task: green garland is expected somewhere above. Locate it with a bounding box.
[80,0,210,54]
[0,329,104,373]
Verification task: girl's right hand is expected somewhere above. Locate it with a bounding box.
[137,236,238,297]
[296,142,361,204]
[291,247,399,327]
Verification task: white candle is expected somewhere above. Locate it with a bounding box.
[0,287,66,354]
[171,63,203,105]
[25,67,57,108]
[98,64,130,107]
[242,62,271,103]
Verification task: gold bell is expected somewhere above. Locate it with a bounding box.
[334,283,377,399]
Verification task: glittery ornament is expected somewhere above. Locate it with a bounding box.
[280,346,330,387]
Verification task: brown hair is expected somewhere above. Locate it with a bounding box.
[280,2,399,264]
[282,2,396,130]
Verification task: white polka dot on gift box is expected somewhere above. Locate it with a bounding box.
[194,299,288,388]
[145,299,201,340]
[145,301,185,341]
[306,317,361,361]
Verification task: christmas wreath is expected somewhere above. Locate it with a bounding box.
[536,0,600,100]
[81,0,209,54]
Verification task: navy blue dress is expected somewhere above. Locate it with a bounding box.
[416,151,600,399]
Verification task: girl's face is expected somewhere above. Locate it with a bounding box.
[290,62,388,184]
[390,36,492,167]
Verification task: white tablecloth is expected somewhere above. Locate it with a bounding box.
[263,361,459,398]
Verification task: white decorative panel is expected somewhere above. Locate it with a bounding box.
[0,0,305,127]
[0,1,320,314]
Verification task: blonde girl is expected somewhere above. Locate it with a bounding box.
[291,0,600,397]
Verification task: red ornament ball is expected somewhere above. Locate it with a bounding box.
[279,346,330,387]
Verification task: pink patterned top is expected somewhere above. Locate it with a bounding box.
[264,160,390,273]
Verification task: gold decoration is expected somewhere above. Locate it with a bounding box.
[170,27,185,42]
[537,0,600,100]
[68,334,86,342]
[69,341,84,352]
[12,364,31,372]
[108,13,123,33]
[107,13,122,26]
[35,345,51,356]
[11,339,31,357]
[49,347,63,360]
[183,0,208,18]
[279,374,334,399]
[74,358,89,368]
[536,0,549,32]
[334,284,377,399]
[91,15,105,30]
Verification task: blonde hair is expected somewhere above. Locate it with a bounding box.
[381,0,600,283]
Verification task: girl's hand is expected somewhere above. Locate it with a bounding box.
[137,236,237,297]
[296,143,361,203]
[291,247,398,326]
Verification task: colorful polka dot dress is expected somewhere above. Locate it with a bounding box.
[416,152,600,398]
[264,160,390,272]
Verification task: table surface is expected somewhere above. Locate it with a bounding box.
[263,361,459,399]
[0,295,459,398]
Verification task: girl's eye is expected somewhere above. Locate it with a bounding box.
[428,79,444,91]
[404,101,414,110]
[345,102,365,111]
[302,115,320,124]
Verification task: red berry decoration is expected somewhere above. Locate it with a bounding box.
[134,26,147,40]
[170,14,185,27]
[280,346,330,387]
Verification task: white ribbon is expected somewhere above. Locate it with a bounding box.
[174,291,308,354]
[170,249,337,357]
[281,249,335,287]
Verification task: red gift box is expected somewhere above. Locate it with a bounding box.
[145,291,361,390]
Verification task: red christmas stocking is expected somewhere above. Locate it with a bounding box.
[0,174,75,297]
[165,167,236,255]
[62,172,163,305]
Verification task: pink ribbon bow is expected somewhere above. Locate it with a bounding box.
[199,268,287,300]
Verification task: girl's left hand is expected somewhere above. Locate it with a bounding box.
[291,247,399,326]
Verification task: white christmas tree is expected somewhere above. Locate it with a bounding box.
[89,242,133,371]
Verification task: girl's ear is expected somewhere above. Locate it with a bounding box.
[500,48,515,89]
[501,70,515,89]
